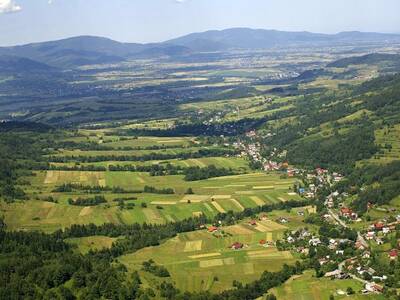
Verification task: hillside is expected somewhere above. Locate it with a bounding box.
[1,29,400,68]
[166,28,400,51]
[327,53,400,68]
[0,55,57,74]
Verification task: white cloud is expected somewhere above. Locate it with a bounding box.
[0,0,22,13]
[175,0,187,3]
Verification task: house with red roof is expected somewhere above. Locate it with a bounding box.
[249,220,257,226]
[388,249,398,260]
[374,222,385,231]
[208,226,218,233]
[231,242,244,250]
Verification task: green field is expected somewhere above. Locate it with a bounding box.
[366,124,400,164]
[268,270,385,300]
[1,171,302,232]
[119,215,303,293]
[50,156,251,172]
[66,236,118,254]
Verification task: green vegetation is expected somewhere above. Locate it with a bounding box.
[1,45,400,299]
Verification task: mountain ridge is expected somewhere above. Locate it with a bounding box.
[1,28,400,68]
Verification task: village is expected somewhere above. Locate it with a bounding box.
[227,129,400,295]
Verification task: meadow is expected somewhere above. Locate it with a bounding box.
[268,270,386,300]
[119,215,305,293]
[1,169,302,232]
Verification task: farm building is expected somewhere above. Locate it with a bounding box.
[231,242,244,250]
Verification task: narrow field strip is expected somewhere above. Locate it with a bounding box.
[250,196,265,206]
[230,198,245,211]
[189,252,221,259]
[184,240,203,252]
[211,201,226,213]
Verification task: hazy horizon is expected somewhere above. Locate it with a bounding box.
[2,27,400,47]
[1,0,400,46]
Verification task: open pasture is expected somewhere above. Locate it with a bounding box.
[66,236,118,254]
[102,136,196,148]
[268,270,385,300]
[53,145,206,157]
[50,156,251,173]
[3,171,302,232]
[365,123,400,164]
[119,218,298,293]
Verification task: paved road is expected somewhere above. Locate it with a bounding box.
[338,258,368,284]
[328,208,369,249]
[328,208,348,228]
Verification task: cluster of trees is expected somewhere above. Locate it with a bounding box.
[338,161,400,214]
[68,195,107,206]
[48,148,237,163]
[286,120,378,173]
[142,259,170,277]
[158,262,306,300]
[0,223,148,299]
[50,165,107,172]
[184,165,235,181]
[0,124,56,201]
[109,163,184,176]
[53,183,139,194]
[116,117,269,137]
[143,185,174,194]
[0,194,313,299]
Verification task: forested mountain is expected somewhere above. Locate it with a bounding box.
[1,29,400,68]
[0,55,56,74]
[327,53,400,68]
[166,28,400,51]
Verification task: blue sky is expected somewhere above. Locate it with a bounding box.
[0,0,400,46]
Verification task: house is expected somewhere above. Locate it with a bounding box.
[329,242,338,250]
[287,236,295,243]
[259,214,268,221]
[287,169,295,177]
[259,239,266,245]
[278,217,289,224]
[388,249,398,260]
[302,248,309,255]
[300,230,311,239]
[208,226,218,233]
[376,238,384,245]
[372,275,387,281]
[309,237,321,246]
[336,250,344,255]
[374,222,385,231]
[366,231,375,240]
[340,207,352,217]
[362,251,371,259]
[355,241,366,250]
[249,220,257,226]
[365,283,384,293]
[327,199,334,208]
[323,214,332,220]
[324,269,342,278]
[318,258,329,265]
[382,227,391,234]
[231,242,244,250]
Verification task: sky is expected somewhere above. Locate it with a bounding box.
[0,0,400,46]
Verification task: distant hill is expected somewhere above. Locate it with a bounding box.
[0,55,56,74]
[327,53,400,68]
[0,36,194,68]
[1,29,400,68]
[0,36,139,68]
[165,28,400,52]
